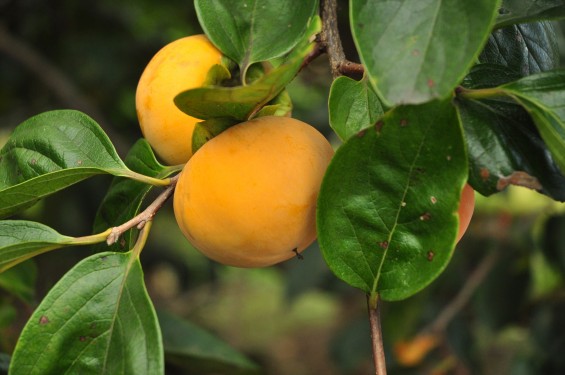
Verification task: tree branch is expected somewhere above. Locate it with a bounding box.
[368,295,387,375]
[0,24,130,153]
[424,249,500,335]
[106,174,180,245]
[320,0,364,78]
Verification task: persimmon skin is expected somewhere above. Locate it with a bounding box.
[456,183,475,243]
[173,116,334,268]
[136,35,222,165]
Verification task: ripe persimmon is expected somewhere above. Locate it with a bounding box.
[136,35,222,165]
[173,116,334,267]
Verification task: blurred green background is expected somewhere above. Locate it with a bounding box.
[2,1,565,374]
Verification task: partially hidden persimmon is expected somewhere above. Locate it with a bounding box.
[136,34,222,165]
[173,116,334,267]
[457,183,475,243]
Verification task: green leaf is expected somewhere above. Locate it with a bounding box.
[195,0,318,75]
[0,261,36,304]
[0,110,134,219]
[192,118,240,154]
[480,21,559,77]
[328,76,384,141]
[350,0,501,105]
[9,251,163,375]
[158,310,260,375]
[317,100,467,301]
[456,95,565,200]
[496,0,565,28]
[175,16,320,121]
[92,139,180,252]
[501,70,565,175]
[0,221,73,273]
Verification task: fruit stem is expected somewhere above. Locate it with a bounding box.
[106,174,179,245]
[456,86,506,100]
[131,220,152,258]
[368,294,387,375]
[124,170,175,187]
[70,228,114,245]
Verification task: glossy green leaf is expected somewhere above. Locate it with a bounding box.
[9,251,163,375]
[317,100,467,301]
[0,261,36,304]
[92,139,180,252]
[328,76,384,141]
[175,16,320,121]
[497,0,565,28]
[195,0,317,75]
[455,94,565,200]
[0,221,74,273]
[501,71,565,174]
[350,0,501,105]
[0,110,139,219]
[480,21,559,77]
[158,310,260,375]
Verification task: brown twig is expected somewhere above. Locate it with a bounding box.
[320,0,364,78]
[106,174,180,245]
[368,295,387,375]
[424,250,500,335]
[0,24,130,153]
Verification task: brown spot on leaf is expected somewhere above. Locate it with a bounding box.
[357,129,367,138]
[31,159,37,165]
[427,79,435,88]
[119,237,126,249]
[427,251,435,261]
[76,160,83,166]
[79,336,87,342]
[497,171,542,191]
[399,119,408,127]
[480,168,490,181]
[379,241,389,249]
[39,315,50,325]
[412,49,420,56]
[375,120,384,133]
[419,212,431,221]
[430,196,437,204]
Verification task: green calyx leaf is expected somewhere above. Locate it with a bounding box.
[317,100,467,301]
[174,16,320,122]
[351,0,501,106]
[195,0,318,76]
[192,118,240,154]
[328,76,384,141]
[9,251,163,375]
[0,110,168,219]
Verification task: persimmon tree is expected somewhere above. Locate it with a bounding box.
[2,0,565,374]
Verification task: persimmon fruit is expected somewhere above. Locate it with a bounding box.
[136,34,222,165]
[173,116,334,267]
[457,183,475,243]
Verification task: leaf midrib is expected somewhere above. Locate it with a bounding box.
[370,121,431,298]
